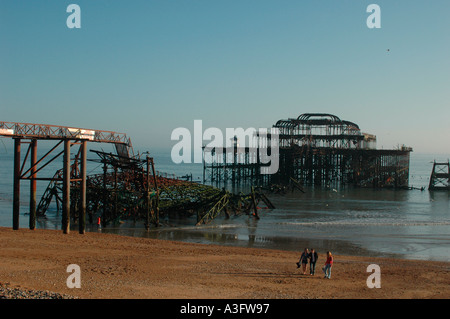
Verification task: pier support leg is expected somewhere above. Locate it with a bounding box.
[145,156,151,230]
[13,138,21,230]
[251,186,259,219]
[29,139,37,230]
[62,140,71,234]
[102,161,107,227]
[150,158,160,227]
[79,140,87,234]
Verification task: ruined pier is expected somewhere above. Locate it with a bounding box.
[0,121,133,233]
[1,121,273,233]
[203,113,412,188]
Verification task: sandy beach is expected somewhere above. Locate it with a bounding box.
[0,226,449,299]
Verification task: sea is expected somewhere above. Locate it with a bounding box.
[0,139,449,262]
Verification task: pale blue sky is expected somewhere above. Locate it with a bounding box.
[1,0,449,153]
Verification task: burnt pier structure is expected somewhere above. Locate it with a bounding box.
[0,121,133,233]
[203,113,412,188]
[1,121,273,233]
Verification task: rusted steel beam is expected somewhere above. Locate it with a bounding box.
[150,157,160,227]
[13,138,21,230]
[29,139,37,230]
[62,140,71,234]
[20,141,63,179]
[79,140,87,234]
[0,121,130,145]
[145,156,151,230]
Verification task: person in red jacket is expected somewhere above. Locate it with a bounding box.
[322,251,333,279]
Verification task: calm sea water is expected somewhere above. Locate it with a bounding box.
[0,139,449,262]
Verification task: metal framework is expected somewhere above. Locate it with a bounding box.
[35,149,273,229]
[0,121,133,234]
[1,121,273,233]
[274,113,364,149]
[428,161,450,190]
[203,113,412,188]
[0,121,132,147]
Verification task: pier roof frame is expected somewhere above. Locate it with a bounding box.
[274,113,361,131]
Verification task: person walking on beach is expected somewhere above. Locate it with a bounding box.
[308,248,318,275]
[297,248,309,275]
[323,251,333,279]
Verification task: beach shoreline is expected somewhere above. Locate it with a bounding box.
[0,227,449,299]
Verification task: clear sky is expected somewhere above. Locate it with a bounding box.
[1,0,449,153]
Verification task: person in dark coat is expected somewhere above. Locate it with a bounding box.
[296,248,310,275]
[308,249,319,275]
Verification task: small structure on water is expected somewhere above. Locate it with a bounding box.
[428,161,450,190]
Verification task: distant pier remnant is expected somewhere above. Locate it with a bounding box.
[203,113,412,188]
[428,161,450,190]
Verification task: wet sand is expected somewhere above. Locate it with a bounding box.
[0,227,449,299]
